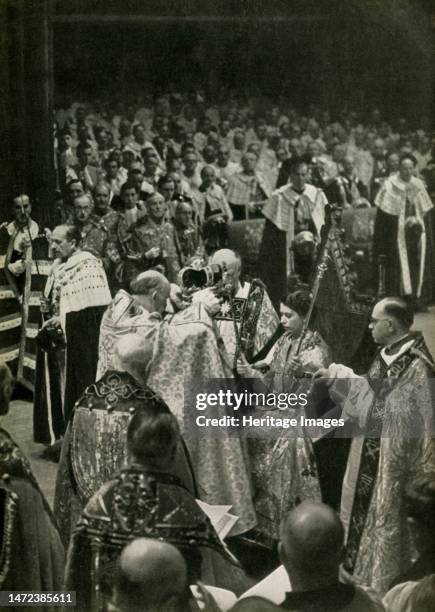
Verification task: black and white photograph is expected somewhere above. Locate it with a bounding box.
[0,1,434,611]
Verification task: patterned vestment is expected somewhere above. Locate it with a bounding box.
[340,332,435,594]
[97,291,257,534]
[249,329,330,540]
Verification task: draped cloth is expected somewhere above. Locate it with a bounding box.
[53,370,196,547]
[97,291,256,534]
[374,174,434,301]
[65,467,245,612]
[0,221,51,390]
[0,428,64,608]
[249,329,330,540]
[336,332,435,594]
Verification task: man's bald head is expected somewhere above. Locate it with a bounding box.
[130,270,171,314]
[210,249,241,287]
[279,502,344,577]
[113,538,188,612]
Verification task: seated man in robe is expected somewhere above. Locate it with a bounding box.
[0,365,64,599]
[65,406,245,610]
[196,166,233,255]
[227,151,272,220]
[172,200,203,268]
[209,249,281,377]
[90,181,124,294]
[92,181,121,234]
[123,192,180,285]
[97,270,257,536]
[73,194,112,263]
[196,165,233,223]
[325,156,369,209]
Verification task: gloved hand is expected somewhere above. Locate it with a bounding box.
[8,259,26,276]
[192,287,221,316]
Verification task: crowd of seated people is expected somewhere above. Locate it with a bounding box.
[51,91,435,308]
[54,92,434,211]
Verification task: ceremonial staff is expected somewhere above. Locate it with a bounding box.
[291,204,337,364]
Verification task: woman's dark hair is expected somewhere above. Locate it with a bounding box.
[283,289,312,318]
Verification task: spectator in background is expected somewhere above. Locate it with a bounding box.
[414,134,432,173]
[58,178,84,224]
[142,150,162,195]
[197,165,233,223]
[128,123,152,159]
[370,138,387,200]
[230,129,246,165]
[181,150,203,192]
[213,145,240,191]
[95,127,112,165]
[227,151,271,220]
[104,156,124,197]
[386,151,400,176]
[173,200,202,267]
[57,129,77,174]
[66,143,101,191]
[73,194,109,261]
[123,192,179,284]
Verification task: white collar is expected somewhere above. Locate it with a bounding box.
[7,219,39,238]
[381,337,415,366]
